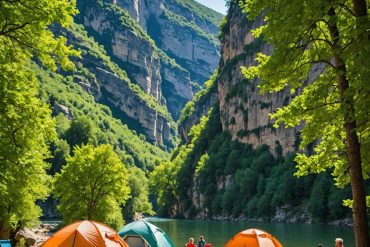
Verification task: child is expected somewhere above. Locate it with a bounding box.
[186,238,196,247]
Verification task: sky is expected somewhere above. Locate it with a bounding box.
[194,0,227,15]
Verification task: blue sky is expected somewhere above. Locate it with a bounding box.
[194,0,227,15]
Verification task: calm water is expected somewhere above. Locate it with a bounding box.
[146,218,355,247]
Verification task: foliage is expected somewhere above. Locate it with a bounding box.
[123,167,155,221]
[54,144,130,229]
[195,153,209,175]
[150,110,219,215]
[0,0,78,70]
[0,62,56,237]
[64,116,96,149]
[49,139,70,175]
[0,0,77,239]
[179,70,219,124]
[150,160,180,216]
[218,16,230,39]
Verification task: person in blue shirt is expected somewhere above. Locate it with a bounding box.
[197,236,206,247]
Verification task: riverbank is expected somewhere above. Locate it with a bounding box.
[20,223,58,246]
[190,204,353,227]
[205,215,353,227]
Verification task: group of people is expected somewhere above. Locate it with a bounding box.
[186,236,208,247]
[186,236,344,247]
[318,238,344,247]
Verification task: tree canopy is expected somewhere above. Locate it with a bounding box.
[0,62,56,239]
[54,144,131,229]
[123,167,155,221]
[0,0,78,239]
[241,0,370,244]
[0,0,78,69]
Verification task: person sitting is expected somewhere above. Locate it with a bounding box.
[335,238,344,247]
[186,238,196,247]
[197,236,206,247]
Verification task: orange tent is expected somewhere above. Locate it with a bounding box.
[224,228,283,247]
[42,220,128,247]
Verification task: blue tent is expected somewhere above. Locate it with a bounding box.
[0,240,11,247]
[118,220,174,247]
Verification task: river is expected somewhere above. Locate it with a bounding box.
[146,218,355,247]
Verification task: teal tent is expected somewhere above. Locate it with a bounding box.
[0,240,11,247]
[118,220,174,247]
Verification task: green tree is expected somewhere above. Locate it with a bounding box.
[0,0,77,239]
[242,0,370,245]
[49,139,70,175]
[123,167,154,221]
[0,63,56,239]
[64,116,96,149]
[54,144,130,229]
[150,160,180,216]
[0,0,78,70]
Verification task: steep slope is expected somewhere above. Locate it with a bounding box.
[116,0,222,86]
[73,0,221,122]
[60,22,177,148]
[181,4,300,154]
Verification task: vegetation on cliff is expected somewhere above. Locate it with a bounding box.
[76,1,177,127]
[174,0,223,27]
[163,9,219,46]
[35,63,169,170]
[179,70,219,124]
[152,108,354,222]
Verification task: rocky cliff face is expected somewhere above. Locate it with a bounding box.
[77,0,163,101]
[95,68,172,146]
[180,5,300,155]
[61,22,175,147]
[115,0,221,85]
[176,3,303,219]
[218,8,299,156]
[75,0,221,121]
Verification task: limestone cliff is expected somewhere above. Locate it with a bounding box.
[61,23,176,147]
[180,4,300,155]
[115,0,222,85]
[218,8,299,156]
[76,0,163,101]
[75,0,221,121]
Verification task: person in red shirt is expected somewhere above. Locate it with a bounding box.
[186,238,196,247]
